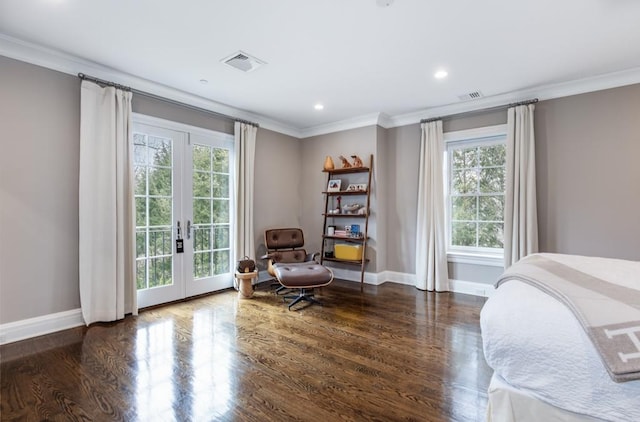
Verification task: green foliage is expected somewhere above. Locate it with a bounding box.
[479,223,504,248]
[194,252,212,279]
[480,144,505,167]
[212,174,229,198]
[212,200,229,224]
[213,148,229,173]
[213,250,230,274]
[452,196,476,221]
[193,145,211,171]
[213,226,230,249]
[452,170,477,194]
[450,143,506,249]
[193,171,211,197]
[479,195,503,221]
[134,136,232,289]
[452,222,476,247]
[193,226,211,252]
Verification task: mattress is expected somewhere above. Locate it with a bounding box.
[481,278,640,421]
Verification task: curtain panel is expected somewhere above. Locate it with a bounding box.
[504,104,539,268]
[415,121,449,291]
[79,81,136,325]
[234,122,257,267]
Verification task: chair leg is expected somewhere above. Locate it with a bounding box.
[274,285,291,295]
[283,288,322,310]
[265,278,291,295]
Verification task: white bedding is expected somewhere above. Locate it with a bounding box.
[481,280,640,421]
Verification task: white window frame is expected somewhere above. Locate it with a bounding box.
[444,124,507,267]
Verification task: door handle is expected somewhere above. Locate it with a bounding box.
[187,220,192,239]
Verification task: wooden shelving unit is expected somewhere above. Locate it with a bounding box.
[320,154,373,291]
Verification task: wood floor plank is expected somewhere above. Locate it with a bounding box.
[1,280,492,421]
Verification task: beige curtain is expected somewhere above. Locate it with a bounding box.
[79,80,136,325]
[415,121,449,291]
[234,122,257,266]
[504,104,538,268]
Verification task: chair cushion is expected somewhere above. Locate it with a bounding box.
[269,249,308,263]
[273,262,333,288]
[265,228,305,249]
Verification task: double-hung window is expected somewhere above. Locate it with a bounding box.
[445,126,507,261]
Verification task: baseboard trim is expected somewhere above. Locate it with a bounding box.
[330,268,494,297]
[0,308,84,345]
[329,268,385,285]
[449,279,495,298]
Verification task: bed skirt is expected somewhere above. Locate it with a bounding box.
[486,374,603,422]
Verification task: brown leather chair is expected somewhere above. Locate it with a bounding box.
[262,228,334,310]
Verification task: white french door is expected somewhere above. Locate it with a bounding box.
[133,117,234,308]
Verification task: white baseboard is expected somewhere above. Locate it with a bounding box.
[329,267,385,285]
[448,279,495,298]
[329,268,495,297]
[0,308,84,345]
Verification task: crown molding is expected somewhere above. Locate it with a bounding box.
[3,33,640,139]
[296,65,640,136]
[0,34,302,138]
[299,112,387,138]
[386,66,640,128]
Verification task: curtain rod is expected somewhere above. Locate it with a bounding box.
[77,73,259,127]
[420,98,539,124]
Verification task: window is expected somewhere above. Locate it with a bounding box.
[445,127,506,257]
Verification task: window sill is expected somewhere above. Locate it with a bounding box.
[447,252,504,267]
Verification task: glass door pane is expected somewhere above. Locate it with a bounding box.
[134,123,185,308]
[186,133,234,296]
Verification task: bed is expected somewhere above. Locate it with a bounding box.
[480,253,640,421]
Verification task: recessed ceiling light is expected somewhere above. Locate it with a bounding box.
[314,104,324,110]
[199,79,208,84]
[434,70,448,79]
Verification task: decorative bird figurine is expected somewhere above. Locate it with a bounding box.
[339,155,352,168]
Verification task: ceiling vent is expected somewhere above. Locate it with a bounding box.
[221,51,266,73]
[458,91,484,101]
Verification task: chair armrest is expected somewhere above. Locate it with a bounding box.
[306,252,320,263]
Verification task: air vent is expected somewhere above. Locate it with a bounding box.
[221,51,266,73]
[458,91,484,101]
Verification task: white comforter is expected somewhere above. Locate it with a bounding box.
[481,279,640,421]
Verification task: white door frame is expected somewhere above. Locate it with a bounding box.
[133,114,234,308]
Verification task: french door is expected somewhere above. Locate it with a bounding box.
[133,117,234,308]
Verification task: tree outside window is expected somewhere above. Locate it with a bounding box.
[448,139,506,252]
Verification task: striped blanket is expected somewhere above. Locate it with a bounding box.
[496,254,640,383]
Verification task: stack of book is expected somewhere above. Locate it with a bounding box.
[333,230,347,237]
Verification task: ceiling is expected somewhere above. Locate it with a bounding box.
[2,0,640,137]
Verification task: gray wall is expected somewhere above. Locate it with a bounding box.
[375,126,390,273]
[536,85,640,260]
[300,127,380,270]
[0,56,301,324]
[1,56,81,323]
[132,95,235,135]
[385,123,420,274]
[253,128,301,265]
[385,111,507,284]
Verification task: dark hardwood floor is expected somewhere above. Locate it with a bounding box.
[1,280,493,422]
